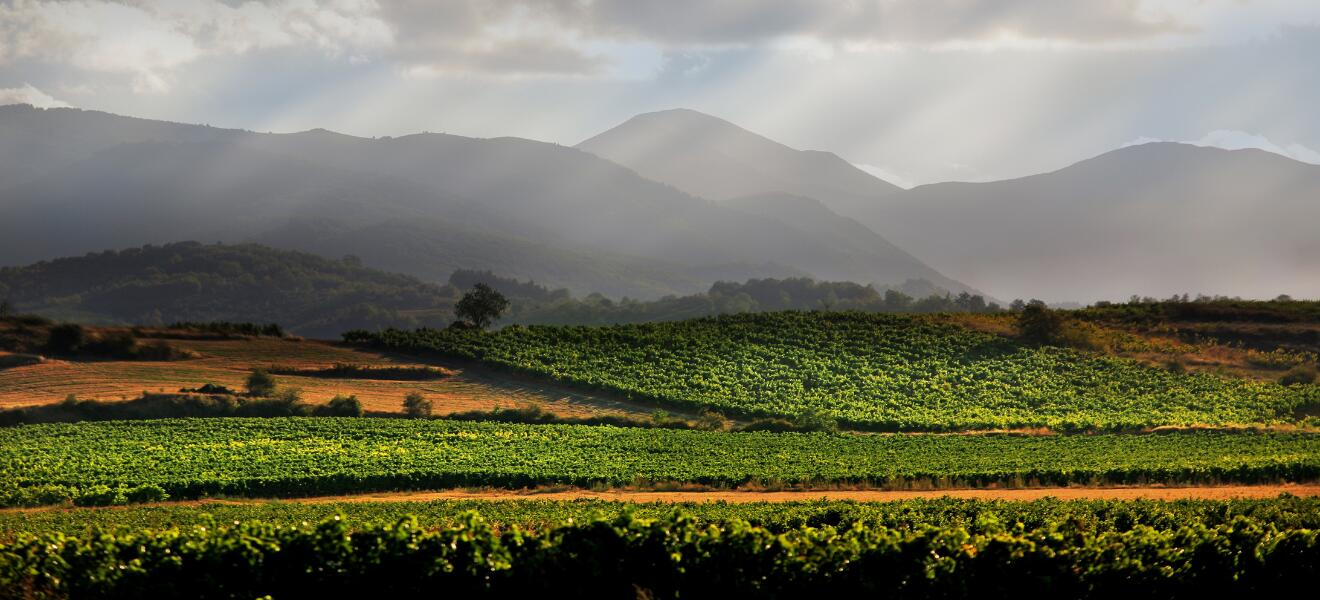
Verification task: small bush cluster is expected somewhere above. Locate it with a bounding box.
[1,483,168,508]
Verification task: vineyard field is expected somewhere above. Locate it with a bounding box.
[5,507,1319,597]
[3,418,1318,506]
[6,496,1320,537]
[348,312,1320,431]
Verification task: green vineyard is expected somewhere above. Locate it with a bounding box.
[5,506,1318,598]
[6,496,1320,537]
[347,312,1320,431]
[3,418,1318,506]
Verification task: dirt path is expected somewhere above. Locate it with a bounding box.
[269,484,1320,504]
[9,485,1317,514]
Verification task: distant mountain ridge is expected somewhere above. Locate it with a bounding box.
[577,108,1320,302]
[0,104,971,299]
[869,142,1320,301]
[578,108,902,208]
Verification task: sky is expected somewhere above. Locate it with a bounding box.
[2,0,1319,185]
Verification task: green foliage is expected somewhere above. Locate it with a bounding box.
[455,283,509,329]
[349,312,1318,431]
[402,392,433,418]
[1017,300,1064,344]
[269,363,449,380]
[506,277,1002,327]
[3,510,1318,597]
[168,321,285,337]
[1,418,1316,506]
[7,496,1320,538]
[317,395,363,417]
[1079,297,1320,324]
[245,368,277,397]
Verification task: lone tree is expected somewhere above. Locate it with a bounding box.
[403,391,433,418]
[455,283,509,329]
[1016,300,1064,345]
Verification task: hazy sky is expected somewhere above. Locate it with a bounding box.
[2,0,1318,185]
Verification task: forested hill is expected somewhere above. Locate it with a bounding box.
[0,244,1001,336]
[0,242,456,337]
[501,276,1001,326]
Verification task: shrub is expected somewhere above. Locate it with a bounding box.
[1280,364,1318,386]
[697,410,731,431]
[793,408,839,433]
[45,323,86,354]
[1016,301,1064,345]
[238,389,309,417]
[84,330,139,357]
[246,368,277,396]
[402,391,433,418]
[124,484,169,504]
[73,485,126,507]
[318,395,364,417]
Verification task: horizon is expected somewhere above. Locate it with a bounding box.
[9,100,1313,191]
[3,1,1320,186]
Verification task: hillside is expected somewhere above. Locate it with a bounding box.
[0,242,455,337]
[862,143,1320,302]
[348,312,1320,431]
[0,105,970,299]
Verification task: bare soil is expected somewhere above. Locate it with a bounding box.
[0,336,656,418]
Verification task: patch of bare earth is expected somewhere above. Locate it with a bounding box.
[0,337,658,419]
[7,485,1319,513]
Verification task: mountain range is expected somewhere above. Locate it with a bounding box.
[3,103,1317,303]
[580,109,1320,302]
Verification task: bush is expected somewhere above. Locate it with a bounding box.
[45,323,86,354]
[246,368,277,396]
[1017,301,1064,345]
[73,485,126,507]
[697,410,731,431]
[84,330,139,357]
[124,484,169,504]
[1281,364,1318,386]
[403,391,433,418]
[238,389,309,417]
[318,395,364,417]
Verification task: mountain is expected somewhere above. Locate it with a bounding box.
[577,108,903,216]
[0,104,971,299]
[861,143,1320,302]
[0,242,457,337]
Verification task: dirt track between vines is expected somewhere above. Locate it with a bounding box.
[264,484,1320,504]
[9,484,1318,514]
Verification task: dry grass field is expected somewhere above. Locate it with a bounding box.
[0,333,651,418]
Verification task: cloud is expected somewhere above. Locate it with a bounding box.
[0,0,393,92]
[1123,130,1320,165]
[568,0,1183,46]
[0,83,71,107]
